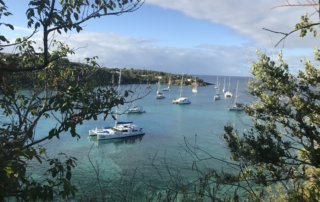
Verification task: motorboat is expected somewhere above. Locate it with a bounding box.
[89,69,145,139]
[172,97,191,104]
[90,122,145,140]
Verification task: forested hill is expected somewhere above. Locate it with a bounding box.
[0,54,209,87]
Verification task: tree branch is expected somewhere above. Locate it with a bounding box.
[263,22,320,47]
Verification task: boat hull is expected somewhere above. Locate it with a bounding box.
[97,131,145,140]
[172,97,191,105]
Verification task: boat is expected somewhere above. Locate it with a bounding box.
[191,87,198,93]
[229,80,244,111]
[213,85,221,100]
[214,76,219,89]
[156,80,165,99]
[213,93,221,100]
[127,106,146,114]
[172,97,191,104]
[162,77,171,91]
[222,77,226,93]
[224,91,233,98]
[213,77,221,100]
[89,70,145,139]
[172,75,191,104]
[95,122,145,140]
[224,77,233,98]
[192,77,198,93]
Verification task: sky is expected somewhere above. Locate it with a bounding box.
[2,0,320,76]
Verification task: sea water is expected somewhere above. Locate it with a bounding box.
[31,75,254,199]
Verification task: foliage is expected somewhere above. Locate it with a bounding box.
[210,1,320,200]
[222,50,320,201]
[0,0,143,200]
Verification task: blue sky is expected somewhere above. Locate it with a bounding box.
[2,0,320,76]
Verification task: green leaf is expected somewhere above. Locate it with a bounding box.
[73,12,78,20]
[0,35,8,42]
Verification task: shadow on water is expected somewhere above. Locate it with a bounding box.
[88,134,145,146]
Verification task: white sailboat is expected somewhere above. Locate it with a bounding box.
[192,77,198,93]
[224,77,233,98]
[214,76,219,89]
[229,80,244,111]
[222,77,226,93]
[162,77,171,91]
[172,75,191,104]
[89,70,145,139]
[213,84,221,101]
[156,79,165,99]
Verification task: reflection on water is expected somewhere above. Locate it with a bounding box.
[88,134,145,146]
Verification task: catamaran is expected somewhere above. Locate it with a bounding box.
[89,70,145,139]
[172,75,191,104]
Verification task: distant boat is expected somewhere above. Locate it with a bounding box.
[224,77,233,98]
[172,75,191,105]
[222,77,226,93]
[156,79,165,99]
[229,80,244,111]
[89,70,145,139]
[213,83,221,101]
[213,93,221,101]
[162,77,171,91]
[192,77,198,93]
[127,106,146,114]
[214,76,219,89]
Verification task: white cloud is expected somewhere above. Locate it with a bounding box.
[4,1,318,76]
[63,32,254,76]
[146,0,320,48]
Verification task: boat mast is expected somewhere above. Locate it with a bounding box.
[179,75,183,97]
[157,79,161,92]
[233,80,239,105]
[115,69,122,126]
[223,77,226,92]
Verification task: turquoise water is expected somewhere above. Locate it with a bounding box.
[33,76,254,198]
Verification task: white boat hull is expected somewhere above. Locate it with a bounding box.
[90,122,145,140]
[172,97,191,104]
[97,130,145,140]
